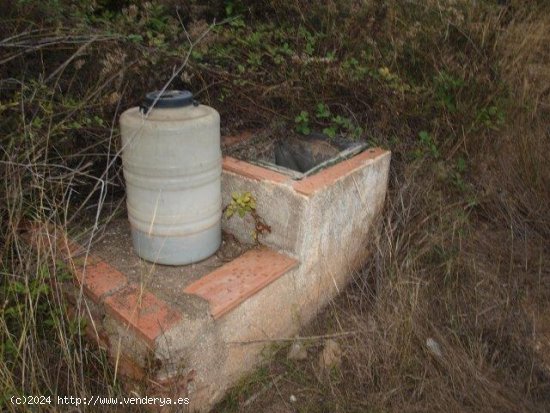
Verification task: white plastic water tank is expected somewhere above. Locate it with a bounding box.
[119,90,221,265]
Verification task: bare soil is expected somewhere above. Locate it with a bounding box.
[90,218,251,316]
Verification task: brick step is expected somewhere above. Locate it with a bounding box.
[184,248,298,319]
[21,222,183,350]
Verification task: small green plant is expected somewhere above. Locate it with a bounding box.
[299,26,317,56]
[246,52,262,67]
[295,105,363,139]
[434,71,464,113]
[225,191,256,219]
[224,0,245,17]
[315,103,331,119]
[476,105,505,130]
[332,114,363,139]
[417,130,440,158]
[322,125,338,138]
[342,57,369,80]
[378,66,412,93]
[315,103,338,137]
[450,156,467,191]
[224,191,271,242]
[294,110,311,135]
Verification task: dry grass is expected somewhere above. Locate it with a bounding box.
[217,3,550,412]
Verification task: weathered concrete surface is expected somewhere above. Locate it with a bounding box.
[171,148,391,411]
[26,147,390,412]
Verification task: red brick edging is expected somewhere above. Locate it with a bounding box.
[222,147,389,196]
[21,223,185,391]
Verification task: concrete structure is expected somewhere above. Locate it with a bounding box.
[24,146,390,412]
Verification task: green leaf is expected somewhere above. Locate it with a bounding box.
[296,124,311,135]
[323,126,337,138]
[315,103,331,119]
[225,206,234,218]
[457,156,466,172]
[225,2,234,16]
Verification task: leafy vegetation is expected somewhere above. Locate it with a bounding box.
[1,0,550,412]
[224,191,256,219]
[224,191,270,242]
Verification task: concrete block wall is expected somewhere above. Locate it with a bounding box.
[23,146,390,412]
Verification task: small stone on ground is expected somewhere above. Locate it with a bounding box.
[318,339,342,371]
[287,342,308,361]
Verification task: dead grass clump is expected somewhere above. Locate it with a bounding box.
[264,4,550,413]
[347,168,548,412]
[486,7,550,239]
[497,5,550,114]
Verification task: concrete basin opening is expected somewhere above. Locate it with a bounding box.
[225,131,368,180]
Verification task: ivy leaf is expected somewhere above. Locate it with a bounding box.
[323,126,337,138]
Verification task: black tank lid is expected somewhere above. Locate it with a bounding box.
[142,89,194,109]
